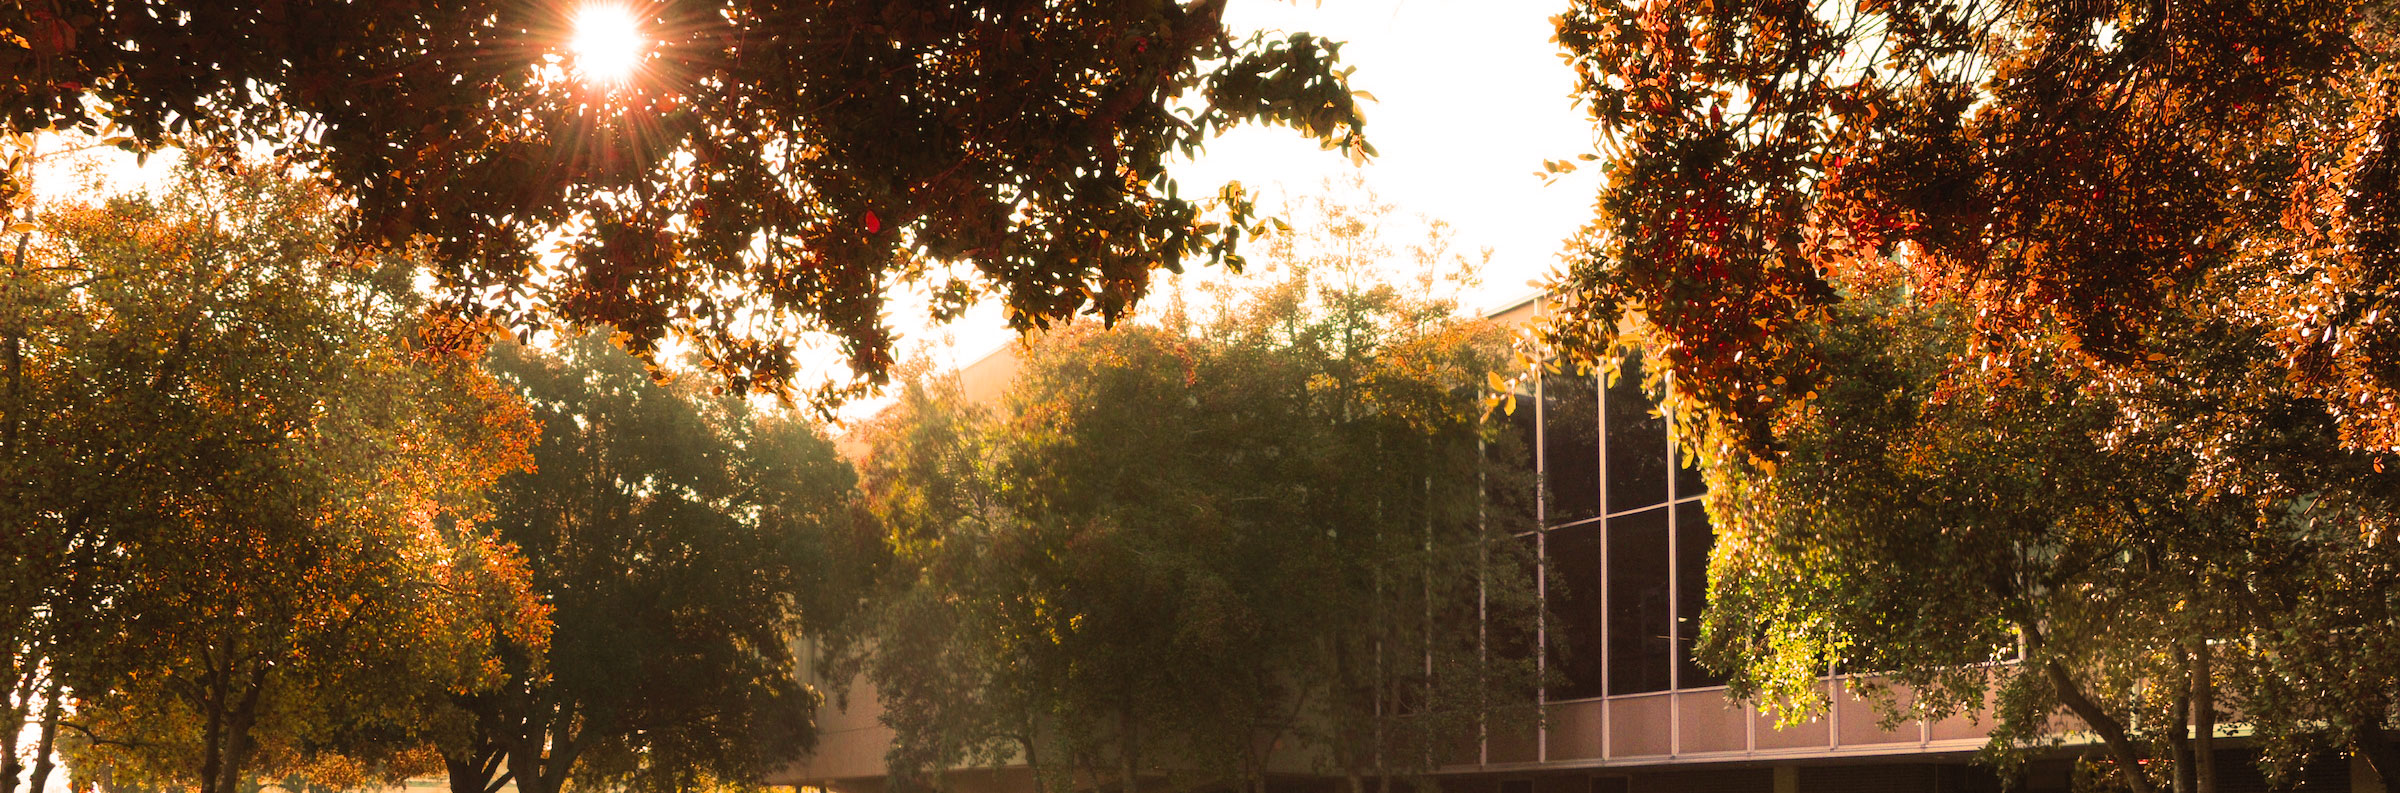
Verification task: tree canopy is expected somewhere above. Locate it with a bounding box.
[450,332,877,793]
[852,204,1539,793]
[1539,0,2400,788]
[1690,292,2400,793]
[0,0,1373,404]
[1547,0,2400,457]
[1,163,546,793]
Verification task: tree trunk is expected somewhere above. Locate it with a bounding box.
[198,656,230,793]
[213,665,269,793]
[507,743,553,793]
[444,755,481,793]
[2191,643,2216,793]
[2167,646,2194,793]
[196,660,267,793]
[2,732,20,793]
[506,747,546,793]
[3,649,35,793]
[1019,736,1046,793]
[28,676,61,793]
[445,748,510,793]
[2356,713,2400,793]
[2043,660,2155,793]
[1117,700,1139,793]
[509,699,580,793]
[2167,690,2193,793]
[2014,616,2154,793]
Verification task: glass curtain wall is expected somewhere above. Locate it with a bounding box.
[1530,353,1722,705]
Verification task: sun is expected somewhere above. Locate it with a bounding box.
[570,3,645,87]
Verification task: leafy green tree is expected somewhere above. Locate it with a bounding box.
[447,332,876,793]
[846,374,1034,793]
[1540,0,2400,789]
[855,211,1540,793]
[0,1,1374,399]
[0,163,546,793]
[1689,290,2400,793]
[1688,295,2166,792]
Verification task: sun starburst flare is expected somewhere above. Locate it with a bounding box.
[570,4,645,87]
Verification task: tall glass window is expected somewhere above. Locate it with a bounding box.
[1604,355,1668,514]
[1541,368,1600,524]
[1675,500,1722,687]
[1547,523,1605,700]
[1606,507,1671,694]
[1523,350,1727,701]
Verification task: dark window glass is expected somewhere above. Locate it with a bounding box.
[1675,501,1724,688]
[1591,778,1630,793]
[1493,531,1542,671]
[1607,507,1672,694]
[1542,368,1600,524]
[1546,523,1605,700]
[1671,404,1707,500]
[1605,354,1668,513]
[1487,389,1542,531]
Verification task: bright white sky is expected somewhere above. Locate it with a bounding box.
[1197,0,1600,311]
[905,0,1602,395]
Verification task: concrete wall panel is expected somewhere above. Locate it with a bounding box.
[1608,694,1672,758]
[1674,691,1748,754]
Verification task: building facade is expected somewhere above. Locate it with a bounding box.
[775,297,2372,793]
[1438,298,1997,793]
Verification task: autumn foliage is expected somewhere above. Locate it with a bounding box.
[2,164,547,793]
[0,0,1374,405]
[1548,0,2400,457]
[1543,0,2400,788]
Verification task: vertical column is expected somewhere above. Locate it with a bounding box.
[1533,363,1547,764]
[1595,364,1609,760]
[1665,370,1679,756]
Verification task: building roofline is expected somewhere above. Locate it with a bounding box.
[1480,291,1545,321]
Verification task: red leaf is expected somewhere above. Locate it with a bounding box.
[863,211,882,234]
